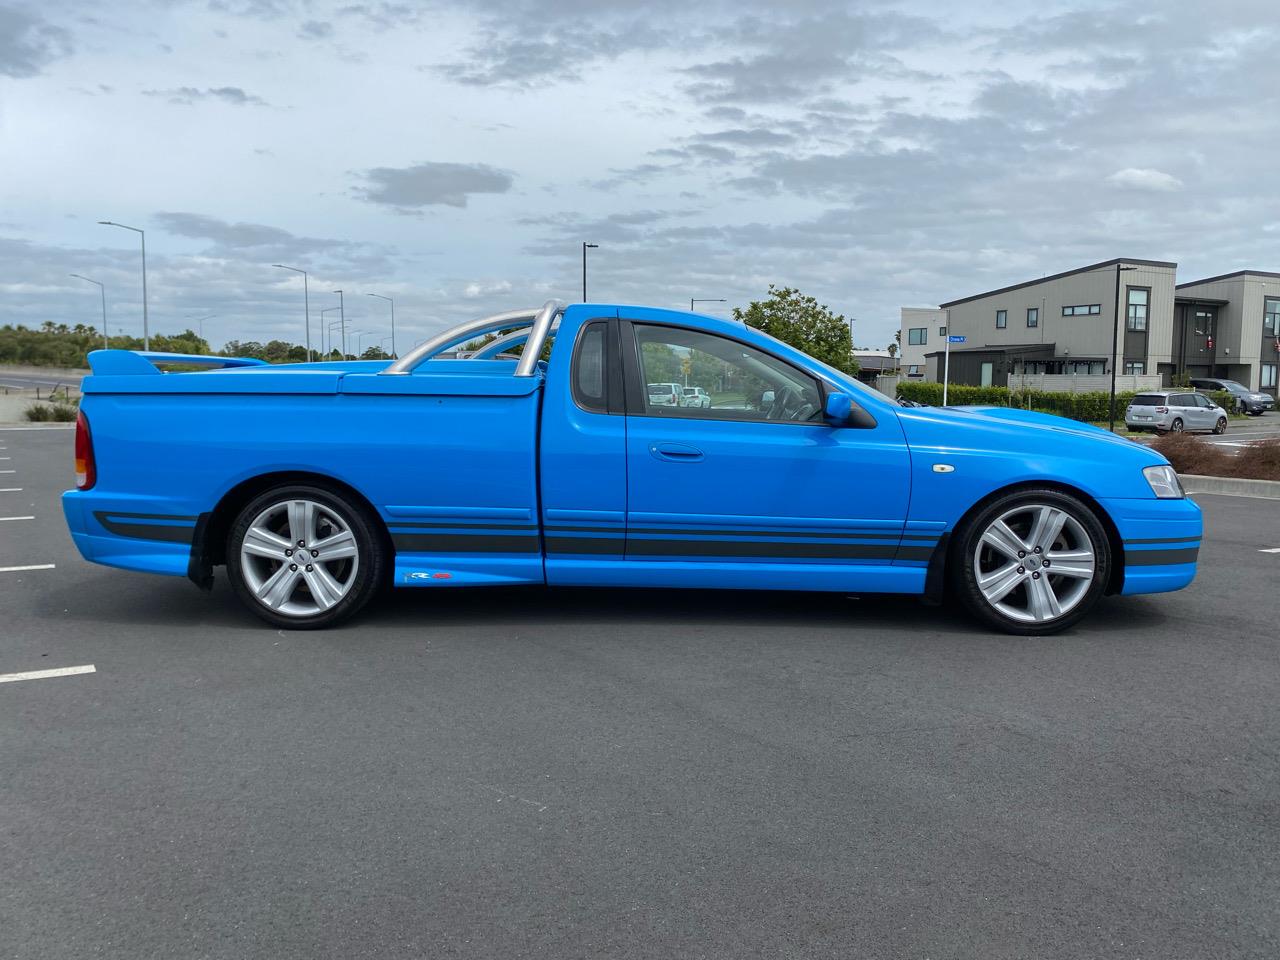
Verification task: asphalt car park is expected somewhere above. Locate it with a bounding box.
[3,425,1279,959]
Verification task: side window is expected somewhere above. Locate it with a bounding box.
[571,321,608,413]
[631,324,823,423]
[908,327,927,345]
[995,310,1007,328]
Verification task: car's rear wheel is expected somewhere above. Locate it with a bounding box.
[953,489,1111,636]
[226,483,385,629]
[1213,416,1228,435]
[1171,418,1184,432]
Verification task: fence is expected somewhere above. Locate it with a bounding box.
[1006,373,1162,393]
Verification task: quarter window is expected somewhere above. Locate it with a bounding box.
[995,310,1007,329]
[571,321,608,413]
[1026,307,1039,328]
[1127,288,1149,332]
[632,324,823,423]
[908,327,927,345]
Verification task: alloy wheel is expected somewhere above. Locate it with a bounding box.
[973,504,1096,624]
[239,498,360,617]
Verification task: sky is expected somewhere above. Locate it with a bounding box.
[1,0,1278,355]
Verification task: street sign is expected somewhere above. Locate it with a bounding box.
[948,335,967,343]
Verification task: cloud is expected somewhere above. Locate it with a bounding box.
[142,85,269,106]
[0,4,73,78]
[297,20,333,40]
[353,161,514,210]
[1106,168,1185,192]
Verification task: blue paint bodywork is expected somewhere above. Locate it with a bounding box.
[62,304,1201,601]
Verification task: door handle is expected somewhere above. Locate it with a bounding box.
[650,442,704,462]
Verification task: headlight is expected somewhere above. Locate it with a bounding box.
[1143,464,1184,499]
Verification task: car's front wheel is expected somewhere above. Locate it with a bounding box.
[953,489,1111,635]
[226,483,385,629]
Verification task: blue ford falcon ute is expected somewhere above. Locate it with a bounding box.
[62,301,1201,635]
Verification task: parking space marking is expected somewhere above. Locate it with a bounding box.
[0,470,14,474]
[1261,548,1280,554]
[0,664,95,684]
[0,564,56,573]
[0,516,35,522]
[0,488,22,493]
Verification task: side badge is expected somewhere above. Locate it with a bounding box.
[407,571,453,581]
[932,464,955,474]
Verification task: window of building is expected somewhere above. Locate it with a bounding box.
[1061,304,1101,316]
[939,326,947,337]
[995,310,1007,328]
[907,364,921,375]
[1124,361,1145,375]
[908,328,927,345]
[1262,363,1277,389]
[1126,288,1149,332]
[1026,307,1039,328]
[1265,298,1279,336]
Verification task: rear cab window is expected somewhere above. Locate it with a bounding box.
[1130,394,1165,407]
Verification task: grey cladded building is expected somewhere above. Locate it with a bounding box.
[900,258,1280,397]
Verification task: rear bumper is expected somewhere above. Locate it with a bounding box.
[1098,496,1203,596]
[62,491,192,577]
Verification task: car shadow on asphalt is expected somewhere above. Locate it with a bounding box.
[35,565,1171,641]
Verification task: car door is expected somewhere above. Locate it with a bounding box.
[1172,393,1197,429]
[619,313,912,590]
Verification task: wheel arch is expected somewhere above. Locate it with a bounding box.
[928,479,1125,602]
[189,471,393,589]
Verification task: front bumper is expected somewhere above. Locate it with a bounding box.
[1098,495,1203,595]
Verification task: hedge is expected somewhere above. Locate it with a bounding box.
[895,381,1236,424]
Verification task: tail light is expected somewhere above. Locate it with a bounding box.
[75,410,96,490]
[1155,406,1169,414]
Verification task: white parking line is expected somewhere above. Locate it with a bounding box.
[0,516,34,522]
[0,488,22,493]
[1261,548,1280,554]
[0,470,14,474]
[0,564,56,573]
[0,664,95,684]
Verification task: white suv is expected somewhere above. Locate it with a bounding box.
[681,387,711,408]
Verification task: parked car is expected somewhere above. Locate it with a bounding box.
[1125,390,1228,435]
[63,301,1202,636]
[1188,378,1275,416]
[682,387,712,408]
[647,382,684,407]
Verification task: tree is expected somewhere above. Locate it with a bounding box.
[732,286,859,376]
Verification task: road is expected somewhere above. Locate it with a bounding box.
[2,425,1279,960]
[0,373,83,392]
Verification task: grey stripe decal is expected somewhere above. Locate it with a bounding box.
[94,512,196,544]
[1125,546,1200,566]
[389,521,539,531]
[392,532,539,554]
[626,539,902,561]
[546,537,623,555]
[1123,536,1202,545]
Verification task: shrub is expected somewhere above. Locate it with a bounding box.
[1152,434,1280,482]
[24,401,78,422]
[895,382,1238,425]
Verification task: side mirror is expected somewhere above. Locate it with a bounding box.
[824,391,853,423]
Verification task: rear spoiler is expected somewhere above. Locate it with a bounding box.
[86,350,269,376]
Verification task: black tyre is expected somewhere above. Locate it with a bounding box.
[1171,418,1184,433]
[1213,416,1227,435]
[226,483,386,629]
[952,488,1111,636]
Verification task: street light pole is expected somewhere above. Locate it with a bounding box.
[327,319,343,358]
[97,220,148,350]
[333,289,346,358]
[367,293,395,357]
[69,274,108,349]
[1109,264,1138,432]
[320,307,340,356]
[582,242,598,301]
[185,313,216,344]
[272,264,312,361]
[690,298,727,312]
[380,335,394,358]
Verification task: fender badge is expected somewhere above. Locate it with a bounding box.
[932,464,955,473]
